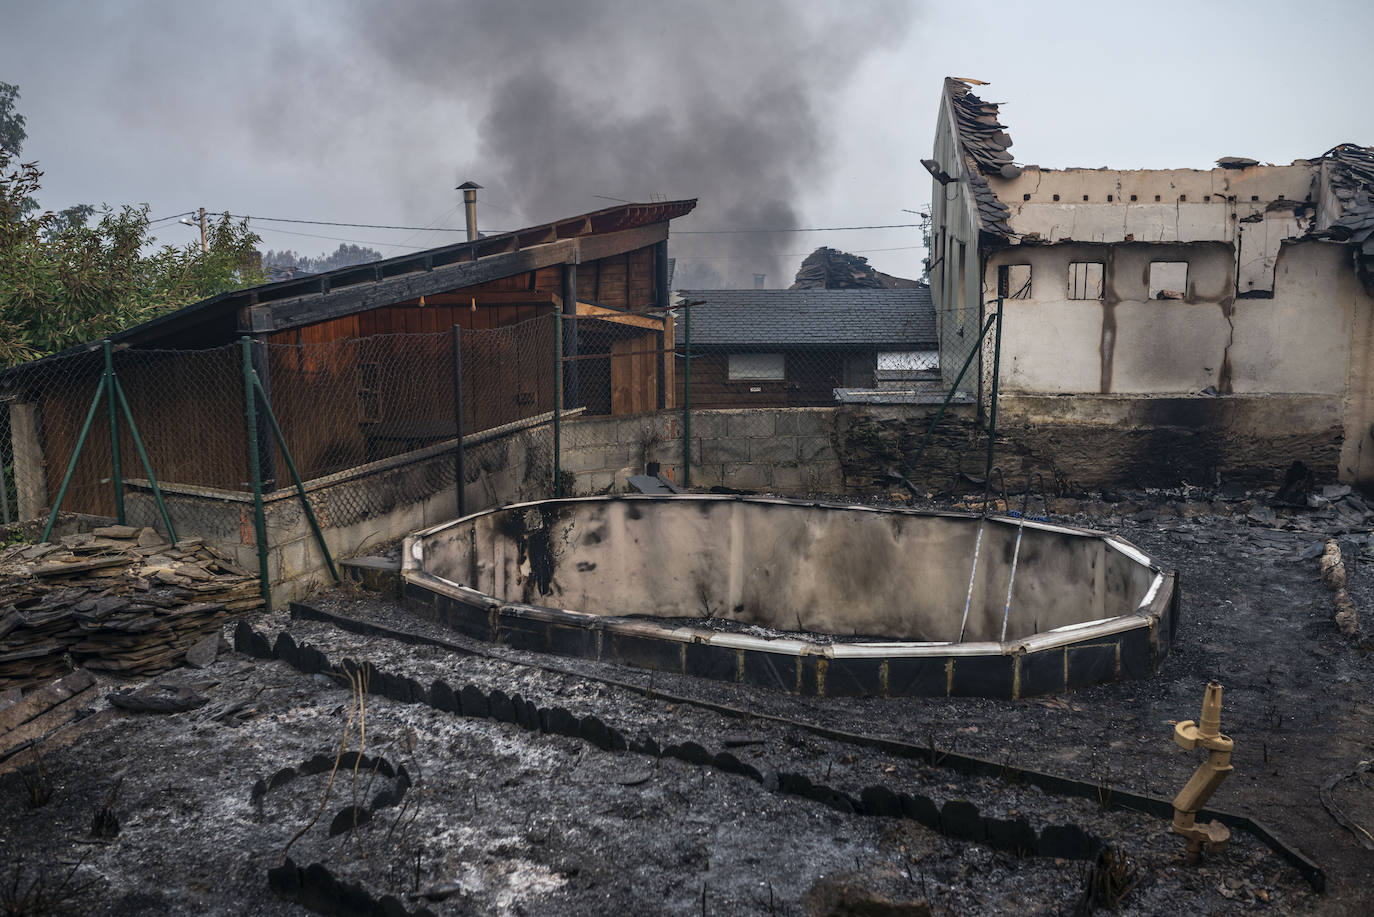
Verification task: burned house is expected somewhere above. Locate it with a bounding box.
[675,287,937,408]
[927,76,1374,488]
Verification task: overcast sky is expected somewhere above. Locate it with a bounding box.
[3,0,1371,287]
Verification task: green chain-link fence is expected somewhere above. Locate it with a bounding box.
[0,295,1006,594]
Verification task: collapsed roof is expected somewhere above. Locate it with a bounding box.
[942,77,1018,241]
[790,247,922,290]
[1314,143,1374,293]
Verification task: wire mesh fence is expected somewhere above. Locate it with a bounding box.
[0,316,562,539]
[0,295,1004,592]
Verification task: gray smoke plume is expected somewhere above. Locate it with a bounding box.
[342,0,918,288]
[3,1,917,288]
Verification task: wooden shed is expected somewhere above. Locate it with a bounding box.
[2,200,695,519]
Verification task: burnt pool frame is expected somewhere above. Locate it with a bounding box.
[401,496,1180,699]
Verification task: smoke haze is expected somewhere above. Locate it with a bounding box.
[3,1,917,286]
[340,0,919,287]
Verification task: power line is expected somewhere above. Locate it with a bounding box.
[225,212,919,236]
[148,211,195,224]
[671,244,925,262]
[247,224,432,251]
[227,213,473,233]
[675,223,922,234]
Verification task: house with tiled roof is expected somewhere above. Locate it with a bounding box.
[675,286,936,408]
[926,76,1374,489]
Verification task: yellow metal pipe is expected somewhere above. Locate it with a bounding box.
[1171,682,1234,862]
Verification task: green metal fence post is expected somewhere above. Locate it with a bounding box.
[252,374,339,584]
[103,341,124,524]
[41,376,108,543]
[553,309,563,497]
[242,337,272,608]
[682,303,692,489]
[984,295,1005,485]
[905,313,997,478]
[112,377,177,544]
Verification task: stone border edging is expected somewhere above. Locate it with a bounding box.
[236,614,1325,892]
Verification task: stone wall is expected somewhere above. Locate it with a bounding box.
[561,408,847,496]
[123,414,554,607]
[118,396,1350,607]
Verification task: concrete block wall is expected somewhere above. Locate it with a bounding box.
[562,407,844,496]
[111,395,1345,611]
[124,419,554,607]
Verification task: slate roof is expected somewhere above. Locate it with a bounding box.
[677,287,935,348]
[943,78,1017,241]
[1314,143,1374,293]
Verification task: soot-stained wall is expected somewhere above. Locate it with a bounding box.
[417,498,1156,643]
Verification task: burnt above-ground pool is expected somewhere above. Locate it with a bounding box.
[401,495,1179,698]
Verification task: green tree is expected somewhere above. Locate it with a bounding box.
[0,150,264,366]
[0,82,24,157]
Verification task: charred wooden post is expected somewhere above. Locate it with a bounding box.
[561,263,580,410]
[655,240,669,409]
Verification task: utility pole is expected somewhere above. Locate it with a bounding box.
[198,207,208,253]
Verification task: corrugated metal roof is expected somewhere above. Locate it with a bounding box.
[677,287,935,347]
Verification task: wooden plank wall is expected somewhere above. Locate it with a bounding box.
[265,315,556,479]
[32,242,667,512]
[610,333,660,415]
[38,348,250,516]
[673,349,870,409]
[576,246,659,311]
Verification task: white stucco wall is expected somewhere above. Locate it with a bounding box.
[987,240,1359,397]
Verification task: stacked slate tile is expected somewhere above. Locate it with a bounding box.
[943,77,1018,240]
[790,247,919,290]
[0,525,262,690]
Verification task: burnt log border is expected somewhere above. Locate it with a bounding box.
[237,615,1324,893]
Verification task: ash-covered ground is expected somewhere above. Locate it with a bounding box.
[1,487,1371,916]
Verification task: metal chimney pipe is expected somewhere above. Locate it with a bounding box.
[457,180,482,241]
[754,273,766,289]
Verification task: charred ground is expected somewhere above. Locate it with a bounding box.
[1,488,1371,916]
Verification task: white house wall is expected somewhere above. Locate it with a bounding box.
[986,240,1357,397]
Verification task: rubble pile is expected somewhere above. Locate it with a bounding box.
[1319,539,1361,639]
[0,525,262,690]
[790,246,920,290]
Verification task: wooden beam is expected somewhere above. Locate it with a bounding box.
[420,291,560,306]
[260,224,672,333]
[0,669,95,733]
[575,302,664,330]
[577,222,669,263]
[262,239,578,331]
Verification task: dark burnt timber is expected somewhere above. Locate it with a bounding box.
[248,224,671,333]
[942,77,1017,242]
[244,611,1327,893]
[0,199,694,367]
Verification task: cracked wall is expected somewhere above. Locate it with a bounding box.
[983,240,1359,397]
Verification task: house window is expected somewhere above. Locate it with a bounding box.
[999,264,1032,299]
[877,351,939,381]
[1067,262,1104,300]
[728,353,785,381]
[1148,261,1189,300]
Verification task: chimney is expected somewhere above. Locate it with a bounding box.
[753,273,766,289]
[457,180,482,241]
